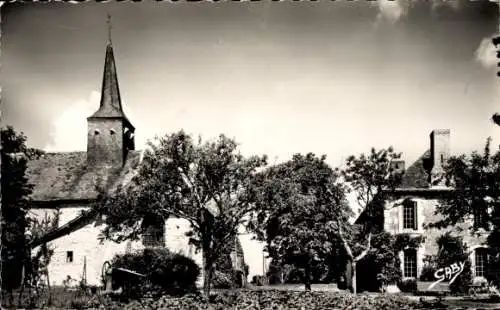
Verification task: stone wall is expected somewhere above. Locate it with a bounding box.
[29,208,269,287]
[384,196,487,279]
[30,207,143,286]
[87,118,125,167]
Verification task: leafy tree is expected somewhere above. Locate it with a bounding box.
[430,137,498,231]
[435,233,473,294]
[1,126,44,305]
[339,147,403,293]
[93,131,267,297]
[429,138,500,285]
[18,212,59,307]
[249,153,351,291]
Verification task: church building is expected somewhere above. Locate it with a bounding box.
[25,28,257,287]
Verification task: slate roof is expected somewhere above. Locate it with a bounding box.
[89,43,133,127]
[398,150,432,189]
[26,150,142,202]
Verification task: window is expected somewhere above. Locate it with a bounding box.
[440,154,444,164]
[474,207,488,229]
[142,215,165,248]
[403,249,417,278]
[475,248,488,278]
[66,251,74,263]
[403,200,417,230]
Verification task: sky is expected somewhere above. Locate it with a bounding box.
[2,1,500,171]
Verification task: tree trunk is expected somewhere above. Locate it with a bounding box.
[46,267,51,306]
[352,261,357,295]
[202,248,214,298]
[343,259,352,291]
[304,262,312,291]
[203,264,214,298]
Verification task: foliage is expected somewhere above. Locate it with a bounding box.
[420,255,438,282]
[1,126,43,290]
[249,153,351,291]
[435,233,473,295]
[339,147,403,293]
[1,126,45,305]
[429,138,500,287]
[111,248,200,298]
[212,237,246,288]
[211,270,233,289]
[397,278,418,293]
[103,290,421,310]
[94,131,267,296]
[341,146,403,217]
[357,232,400,292]
[430,138,499,231]
[251,275,265,286]
[356,233,424,292]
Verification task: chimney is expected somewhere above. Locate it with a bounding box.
[429,129,450,185]
[390,160,405,174]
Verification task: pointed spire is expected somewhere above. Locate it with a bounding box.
[106,13,112,45]
[89,14,131,126]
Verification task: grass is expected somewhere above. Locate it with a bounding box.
[1,286,92,309]
[4,283,500,309]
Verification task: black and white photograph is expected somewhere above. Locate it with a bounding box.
[1,1,500,309]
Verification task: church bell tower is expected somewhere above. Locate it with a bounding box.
[87,15,135,167]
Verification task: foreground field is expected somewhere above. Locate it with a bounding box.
[4,285,500,309]
[118,290,421,310]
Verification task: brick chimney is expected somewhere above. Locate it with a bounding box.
[429,129,450,186]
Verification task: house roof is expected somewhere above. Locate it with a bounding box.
[354,150,436,225]
[26,150,142,202]
[398,150,431,189]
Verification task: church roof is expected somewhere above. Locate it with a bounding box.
[26,150,142,202]
[89,42,133,129]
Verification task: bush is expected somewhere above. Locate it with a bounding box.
[111,248,200,298]
[102,290,422,310]
[398,278,418,293]
[251,275,265,286]
[211,270,233,289]
[435,233,473,295]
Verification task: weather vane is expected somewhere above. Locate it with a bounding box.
[106,13,112,44]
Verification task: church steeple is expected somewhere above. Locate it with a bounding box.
[89,14,131,123]
[87,14,135,168]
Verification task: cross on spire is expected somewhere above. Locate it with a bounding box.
[106,13,112,44]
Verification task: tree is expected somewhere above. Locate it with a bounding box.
[429,138,500,285]
[435,233,473,295]
[18,211,59,307]
[1,126,44,305]
[339,147,403,294]
[430,138,498,231]
[93,131,267,297]
[249,153,352,291]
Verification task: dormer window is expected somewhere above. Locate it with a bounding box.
[94,129,100,135]
[110,128,116,135]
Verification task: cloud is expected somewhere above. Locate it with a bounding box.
[375,0,409,25]
[44,91,142,152]
[475,36,497,68]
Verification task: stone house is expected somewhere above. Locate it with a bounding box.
[24,37,256,287]
[356,129,488,285]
